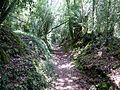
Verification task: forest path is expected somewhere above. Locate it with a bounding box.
[49,45,92,90]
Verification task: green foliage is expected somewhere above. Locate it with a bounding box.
[0,0,55,88]
[14,31,52,59]
[25,60,48,90]
[15,30,55,80]
[0,27,26,64]
[0,57,54,90]
[96,81,111,90]
[0,49,9,64]
[0,30,54,89]
[0,0,120,89]
[61,0,120,53]
[0,0,18,24]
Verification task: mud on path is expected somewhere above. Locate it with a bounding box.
[49,45,92,90]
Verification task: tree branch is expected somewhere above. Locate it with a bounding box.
[47,20,69,34]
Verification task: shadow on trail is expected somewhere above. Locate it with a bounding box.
[49,45,92,90]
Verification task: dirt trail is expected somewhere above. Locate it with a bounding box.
[49,45,92,90]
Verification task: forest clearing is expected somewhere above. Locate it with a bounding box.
[0,0,120,90]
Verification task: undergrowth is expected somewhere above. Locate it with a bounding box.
[0,27,26,64]
[69,33,120,90]
[0,30,54,90]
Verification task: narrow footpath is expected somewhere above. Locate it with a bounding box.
[50,45,92,90]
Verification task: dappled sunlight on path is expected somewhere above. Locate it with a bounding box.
[49,45,91,90]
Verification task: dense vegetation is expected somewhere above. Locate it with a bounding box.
[0,0,120,90]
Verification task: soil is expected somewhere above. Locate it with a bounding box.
[49,45,92,90]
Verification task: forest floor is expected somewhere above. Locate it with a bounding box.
[49,45,93,90]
